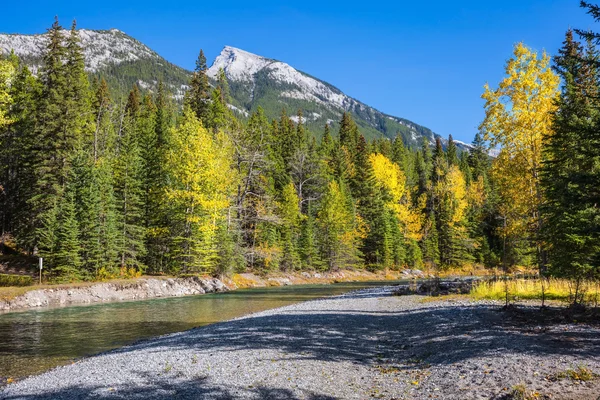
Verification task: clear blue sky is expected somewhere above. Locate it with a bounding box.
[1,1,595,143]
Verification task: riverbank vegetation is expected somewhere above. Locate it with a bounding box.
[471,278,600,305]
[0,3,599,301]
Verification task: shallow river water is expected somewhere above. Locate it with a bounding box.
[0,280,401,380]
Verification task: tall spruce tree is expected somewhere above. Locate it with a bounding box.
[541,29,600,282]
[186,50,211,123]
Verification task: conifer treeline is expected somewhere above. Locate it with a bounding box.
[1,18,503,281]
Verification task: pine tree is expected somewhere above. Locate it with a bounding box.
[65,20,93,149]
[541,29,600,282]
[143,82,173,273]
[30,17,70,256]
[92,78,116,160]
[96,158,119,271]
[351,135,386,267]
[114,88,146,270]
[338,112,359,154]
[0,59,40,244]
[217,68,231,105]
[53,182,82,280]
[72,150,103,277]
[444,135,456,164]
[299,203,321,270]
[421,212,440,267]
[469,132,489,181]
[186,50,211,123]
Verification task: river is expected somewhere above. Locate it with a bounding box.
[0,280,401,380]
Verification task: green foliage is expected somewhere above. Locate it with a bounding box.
[0,274,33,287]
[541,29,600,282]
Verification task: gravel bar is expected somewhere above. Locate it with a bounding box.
[2,286,600,399]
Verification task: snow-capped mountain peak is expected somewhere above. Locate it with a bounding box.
[208,46,272,81]
[0,28,159,72]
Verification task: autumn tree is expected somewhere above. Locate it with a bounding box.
[166,107,235,274]
[480,42,560,271]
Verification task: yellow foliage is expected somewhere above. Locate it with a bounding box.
[0,59,15,129]
[467,175,486,208]
[480,42,559,240]
[471,278,600,303]
[444,165,468,224]
[279,182,301,227]
[318,181,364,268]
[369,153,423,241]
[166,107,236,271]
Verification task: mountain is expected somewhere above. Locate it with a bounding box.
[0,28,467,149]
[208,46,441,145]
[0,28,190,99]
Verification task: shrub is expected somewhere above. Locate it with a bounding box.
[0,274,33,287]
[554,365,596,382]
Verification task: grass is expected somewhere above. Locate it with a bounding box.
[552,365,597,382]
[471,278,600,304]
[508,384,540,400]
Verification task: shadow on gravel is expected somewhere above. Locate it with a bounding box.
[111,301,600,367]
[3,373,338,400]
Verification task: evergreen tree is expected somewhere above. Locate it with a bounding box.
[186,50,211,123]
[72,150,103,276]
[0,60,40,244]
[52,182,82,280]
[114,87,146,270]
[541,29,600,282]
[30,17,70,255]
[338,112,359,154]
[299,203,321,269]
[469,132,489,181]
[446,134,459,166]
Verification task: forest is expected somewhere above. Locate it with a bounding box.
[0,6,599,288]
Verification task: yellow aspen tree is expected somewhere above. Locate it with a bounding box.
[370,153,423,241]
[166,107,236,273]
[317,180,365,269]
[480,42,559,268]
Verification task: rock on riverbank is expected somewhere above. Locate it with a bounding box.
[0,277,228,312]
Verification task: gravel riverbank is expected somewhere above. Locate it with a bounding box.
[2,287,600,399]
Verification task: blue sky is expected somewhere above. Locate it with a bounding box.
[1,1,595,143]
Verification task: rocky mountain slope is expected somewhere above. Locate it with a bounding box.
[208,45,441,144]
[0,28,190,99]
[0,28,469,148]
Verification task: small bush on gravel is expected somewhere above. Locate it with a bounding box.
[507,384,540,400]
[552,365,596,382]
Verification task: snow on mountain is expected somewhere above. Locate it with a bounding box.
[207,46,460,149]
[454,139,500,158]
[0,28,159,73]
[208,46,352,112]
